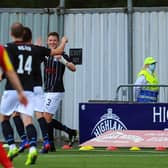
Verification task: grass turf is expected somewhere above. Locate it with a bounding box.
[12,147,168,168]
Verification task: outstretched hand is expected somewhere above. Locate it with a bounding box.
[61,36,68,44]
[35,37,42,46]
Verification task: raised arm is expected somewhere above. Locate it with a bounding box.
[50,36,68,56]
[58,56,76,72]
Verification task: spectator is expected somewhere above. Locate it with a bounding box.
[134,56,159,102]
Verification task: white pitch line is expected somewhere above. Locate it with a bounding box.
[39,154,168,158]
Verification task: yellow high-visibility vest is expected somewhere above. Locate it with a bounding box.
[137,69,159,102]
[138,69,159,91]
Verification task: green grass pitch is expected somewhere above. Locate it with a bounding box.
[12,147,168,168]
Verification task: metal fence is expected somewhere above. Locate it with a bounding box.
[115,84,168,103]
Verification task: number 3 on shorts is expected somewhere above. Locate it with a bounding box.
[46,98,51,106]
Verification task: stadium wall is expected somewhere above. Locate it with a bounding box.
[0,7,168,140]
[63,7,168,132]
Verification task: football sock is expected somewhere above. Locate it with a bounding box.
[26,124,37,147]
[48,122,54,143]
[13,115,27,141]
[38,117,49,141]
[1,120,15,145]
[51,119,72,134]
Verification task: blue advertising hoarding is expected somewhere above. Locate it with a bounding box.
[79,103,168,144]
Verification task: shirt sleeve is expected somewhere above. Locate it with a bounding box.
[37,46,51,62]
[0,47,14,72]
[134,75,147,86]
[134,75,147,101]
[63,53,71,62]
[41,46,51,56]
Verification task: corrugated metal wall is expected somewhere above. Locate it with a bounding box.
[63,10,128,129]
[0,9,55,44]
[0,8,168,139]
[63,8,168,130]
[133,9,168,102]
